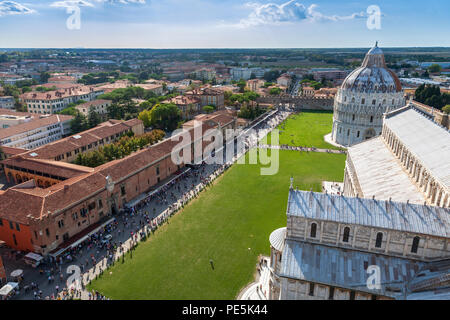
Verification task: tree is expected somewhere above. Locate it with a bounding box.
[88,109,102,128]
[237,79,247,93]
[138,109,152,128]
[149,103,181,132]
[70,112,89,134]
[40,72,50,84]
[203,105,215,114]
[269,87,282,95]
[442,105,450,114]
[428,64,442,74]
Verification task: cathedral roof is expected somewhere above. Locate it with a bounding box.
[341,43,402,94]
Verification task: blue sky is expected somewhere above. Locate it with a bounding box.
[0,0,449,48]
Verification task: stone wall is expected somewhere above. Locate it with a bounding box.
[256,95,334,111]
[278,277,387,300]
[287,216,450,261]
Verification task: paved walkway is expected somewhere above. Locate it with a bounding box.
[259,144,346,154]
[238,257,271,300]
[322,181,344,195]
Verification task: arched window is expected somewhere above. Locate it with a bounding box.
[342,227,350,243]
[411,236,420,253]
[370,116,374,123]
[310,223,317,238]
[361,98,365,104]
[375,232,383,248]
[351,97,355,103]
[352,114,355,121]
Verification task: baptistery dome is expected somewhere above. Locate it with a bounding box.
[331,43,405,147]
[342,43,402,94]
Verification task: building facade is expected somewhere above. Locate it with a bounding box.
[22,86,104,115]
[0,114,73,150]
[268,188,450,300]
[343,104,449,207]
[331,43,405,146]
[75,99,112,118]
[0,96,15,110]
[0,116,234,256]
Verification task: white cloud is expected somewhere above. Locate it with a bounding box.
[50,0,94,8]
[238,1,365,28]
[50,0,146,8]
[0,1,36,16]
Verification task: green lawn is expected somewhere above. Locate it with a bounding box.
[89,150,346,299]
[266,111,340,150]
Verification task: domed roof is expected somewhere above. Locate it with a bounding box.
[341,42,402,94]
[269,227,286,252]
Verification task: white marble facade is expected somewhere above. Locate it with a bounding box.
[331,43,405,146]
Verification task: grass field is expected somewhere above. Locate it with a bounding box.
[266,111,339,150]
[89,150,346,299]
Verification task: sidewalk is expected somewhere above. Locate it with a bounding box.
[238,257,271,300]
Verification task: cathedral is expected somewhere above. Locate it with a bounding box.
[331,43,405,146]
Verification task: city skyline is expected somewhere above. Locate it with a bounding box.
[0,0,449,48]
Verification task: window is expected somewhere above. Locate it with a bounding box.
[9,221,14,230]
[121,185,126,196]
[352,114,355,121]
[342,227,350,243]
[98,199,103,209]
[309,283,315,296]
[58,220,64,228]
[375,232,383,248]
[372,99,376,105]
[310,223,317,238]
[156,166,160,175]
[411,236,420,253]
[88,202,96,211]
[45,228,50,237]
[370,116,374,123]
[357,131,360,138]
[361,98,365,104]
[0,219,3,226]
[13,234,17,246]
[347,129,350,136]
[15,223,20,231]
